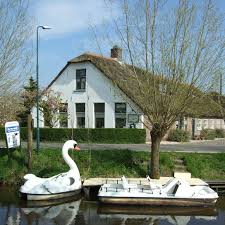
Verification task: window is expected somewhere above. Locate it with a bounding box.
[76,103,85,128]
[94,103,105,128]
[159,83,166,93]
[115,103,126,128]
[59,103,68,127]
[44,116,51,127]
[76,69,86,90]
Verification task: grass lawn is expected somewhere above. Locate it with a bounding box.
[0,148,225,186]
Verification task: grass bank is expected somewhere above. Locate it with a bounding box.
[0,148,225,186]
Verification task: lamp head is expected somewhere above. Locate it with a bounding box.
[41,26,51,29]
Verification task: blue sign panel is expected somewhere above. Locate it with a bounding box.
[6,126,19,133]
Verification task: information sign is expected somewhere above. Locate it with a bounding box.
[5,121,20,148]
[128,114,139,123]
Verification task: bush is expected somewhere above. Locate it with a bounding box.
[200,129,216,140]
[167,129,190,142]
[0,127,146,144]
[215,129,225,138]
[0,127,5,140]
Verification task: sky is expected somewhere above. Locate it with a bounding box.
[30,0,120,87]
[29,0,225,90]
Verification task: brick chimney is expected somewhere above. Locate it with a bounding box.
[111,45,122,61]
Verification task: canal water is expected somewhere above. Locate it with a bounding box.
[0,187,225,225]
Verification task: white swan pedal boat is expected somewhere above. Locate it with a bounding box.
[20,140,82,201]
[98,176,218,206]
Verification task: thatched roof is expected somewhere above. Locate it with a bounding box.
[69,52,135,84]
[48,52,142,107]
[48,53,224,119]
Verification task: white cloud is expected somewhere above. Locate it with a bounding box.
[33,0,119,39]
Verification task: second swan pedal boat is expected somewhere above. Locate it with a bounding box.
[98,176,218,206]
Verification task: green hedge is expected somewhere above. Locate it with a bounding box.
[215,129,225,138]
[200,129,216,140]
[167,129,190,142]
[0,127,146,144]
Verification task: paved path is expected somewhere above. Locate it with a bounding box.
[1,139,224,153]
[159,139,225,153]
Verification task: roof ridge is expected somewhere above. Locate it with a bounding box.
[69,52,118,63]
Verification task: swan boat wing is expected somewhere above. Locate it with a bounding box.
[20,171,81,200]
[41,171,80,194]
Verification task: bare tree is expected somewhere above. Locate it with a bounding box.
[101,0,225,178]
[0,0,32,95]
[0,95,24,126]
[0,0,32,126]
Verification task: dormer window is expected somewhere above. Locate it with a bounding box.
[159,83,166,94]
[76,69,86,91]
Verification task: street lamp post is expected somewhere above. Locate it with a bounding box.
[36,25,51,153]
[219,72,223,95]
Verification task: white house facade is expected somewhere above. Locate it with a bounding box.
[193,118,225,135]
[34,47,144,129]
[33,46,224,141]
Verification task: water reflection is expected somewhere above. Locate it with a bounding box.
[22,200,81,225]
[0,196,225,225]
[98,205,218,225]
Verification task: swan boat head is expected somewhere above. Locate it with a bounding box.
[63,140,80,152]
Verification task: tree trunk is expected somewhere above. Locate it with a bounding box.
[27,114,33,171]
[150,127,163,179]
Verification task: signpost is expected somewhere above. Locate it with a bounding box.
[128,114,139,129]
[5,121,20,149]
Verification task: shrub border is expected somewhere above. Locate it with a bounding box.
[0,127,146,144]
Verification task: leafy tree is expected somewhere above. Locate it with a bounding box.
[18,77,37,126]
[23,77,37,112]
